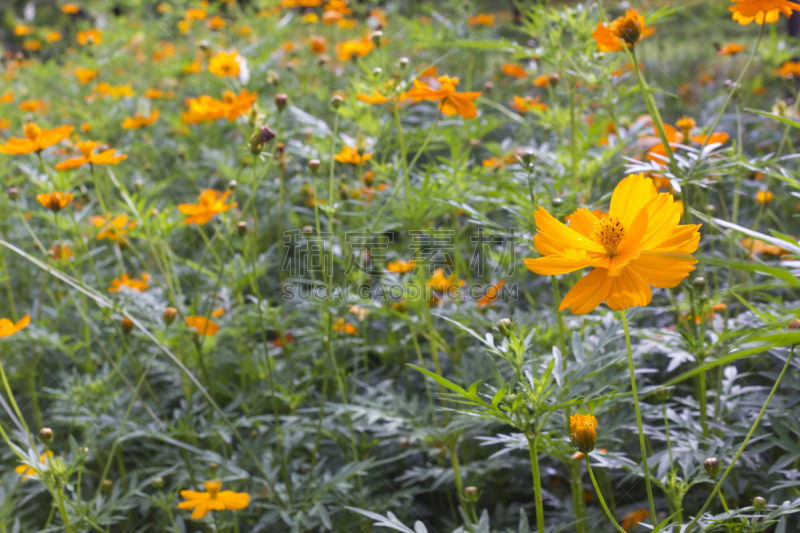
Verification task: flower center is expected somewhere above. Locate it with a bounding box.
[592,215,626,256]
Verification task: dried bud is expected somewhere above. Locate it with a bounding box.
[163,307,177,325]
[613,14,642,46]
[548,73,561,86]
[753,497,766,510]
[788,318,800,329]
[7,187,19,200]
[275,93,288,111]
[228,179,238,190]
[371,30,383,47]
[260,125,276,143]
[483,81,494,93]
[704,457,720,477]
[496,318,513,337]
[39,427,54,443]
[237,221,247,236]
[693,277,706,292]
[331,94,344,108]
[308,159,321,173]
[249,132,264,155]
[464,486,479,503]
[302,225,314,234]
[654,386,673,402]
[318,54,330,66]
[121,316,134,333]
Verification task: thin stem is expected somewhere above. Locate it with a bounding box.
[527,434,545,533]
[683,345,795,533]
[585,455,627,533]
[620,310,658,524]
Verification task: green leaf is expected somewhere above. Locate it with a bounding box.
[746,108,800,130]
[407,364,468,396]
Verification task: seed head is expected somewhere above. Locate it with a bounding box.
[275,93,288,110]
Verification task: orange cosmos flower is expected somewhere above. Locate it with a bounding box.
[207,15,226,29]
[357,92,388,104]
[387,259,417,273]
[742,237,789,256]
[730,0,800,24]
[468,14,495,26]
[178,481,249,520]
[477,280,505,307]
[95,82,134,99]
[509,95,547,113]
[181,90,256,124]
[208,50,241,77]
[756,190,773,203]
[0,119,9,130]
[14,25,33,36]
[23,40,42,51]
[569,413,597,453]
[46,32,62,42]
[501,63,527,78]
[719,42,745,56]
[37,192,74,212]
[121,110,160,129]
[333,318,357,335]
[405,75,481,119]
[185,8,207,20]
[15,451,53,480]
[310,35,328,53]
[336,36,375,61]
[178,189,237,225]
[524,173,701,314]
[1,90,13,104]
[621,510,650,532]
[91,214,136,242]
[54,141,127,170]
[0,314,30,338]
[533,74,551,88]
[76,29,102,45]
[0,123,73,155]
[74,68,98,84]
[185,316,219,336]
[19,100,47,112]
[50,243,73,261]
[109,273,151,293]
[144,89,171,99]
[63,4,80,14]
[777,60,800,78]
[641,122,728,163]
[593,9,652,51]
[335,145,372,165]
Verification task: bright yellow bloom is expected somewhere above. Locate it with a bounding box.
[46,32,62,42]
[569,413,597,453]
[185,317,219,336]
[14,25,33,36]
[0,315,30,338]
[757,190,773,203]
[208,50,241,77]
[0,124,73,155]
[74,68,98,83]
[54,141,127,170]
[207,15,226,29]
[675,116,696,139]
[95,82,134,99]
[333,318,357,335]
[302,12,319,23]
[91,214,136,242]
[178,481,248,519]
[334,145,372,165]
[121,110,160,130]
[185,8,207,20]
[76,28,102,45]
[15,451,53,480]
[730,0,800,24]
[178,189,237,225]
[109,273,151,293]
[23,40,42,51]
[524,173,701,314]
[387,259,417,273]
[37,192,74,212]
[404,75,481,119]
[336,36,374,61]
[63,4,80,14]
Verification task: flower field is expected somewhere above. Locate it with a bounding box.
[3,0,800,531]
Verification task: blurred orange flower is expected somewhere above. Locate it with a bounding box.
[208,50,241,77]
[37,191,74,213]
[468,14,495,26]
[178,189,237,225]
[730,0,800,24]
[63,4,80,14]
[75,68,98,84]
[405,75,481,119]
[501,63,527,78]
[333,318,357,335]
[91,214,136,242]
[0,314,30,338]
[387,259,417,273]
[718,42,745,56]
[54,141,127,170]
[77,29,102,45]
[186,316,219,336]
[336,36,374,61]
[122,110,160,129]
[109,273,151,293]
[510,95,547,113]
[335,145,372,165]
[0,123,74,155]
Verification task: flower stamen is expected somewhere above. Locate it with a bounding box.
[593,215,626,256]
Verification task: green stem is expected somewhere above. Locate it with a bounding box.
[585,455,627,533]
[527,434,545,533]
[620,310,658,525]
[683,344,795,533]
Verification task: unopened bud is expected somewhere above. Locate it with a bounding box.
[39,427,54,443]
[163,307,177,325]
[468,139,481,149]
[133,179,144,191]
[228,179,238,190]
[548,73,561,86]
[483,81,494,93]
[693,277,706,292]
[520,149,534,167]
[152,477,164,489]
[371,30,383,47]
[121,316,134,333]
[249,132,264,155]
[8,187,19,200]
[788,318,800,330]
[208,462,219,472]
[308,159,321,173]
[654,386,673,402]
[552,197,563,207]
[331,94,344,108]
[372,67,382,76]
[496,318,513,336]
[704,457,720,477]
[464,486,479,503]
[102,479,114,493]
[237,221,247,236]
[397,57,409,69]
[753,497,766,510]
[275,93,288,111]
[260,124,276,143]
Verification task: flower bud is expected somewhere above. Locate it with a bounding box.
[613,13,642,46]
[520,149,534,167]
[464,486,479,503]
[788,318,800,330]
[237,221,247,236]
[163,307,177,325]
[121,316,134,334]
[228,179,238,190]
[704,457,720,477]
[260,124,276,143]
[308,159,321,173]
[552,197,563,207]
[102,479,114,493]
[496,318,513,337]
[249,132,264,155]
[208,462,219,472]
[548,73,561,86]
[133,179,144,191]
[152,476,164,489]
[654,386,673,402]
[275,93,288,111]
[371,30,383,47]
[693,277,706,292]
[397,57,409,69]
[39,427,54,443]
[7,187,19,200]
[331,94,344,108]
[569,413,597,453]
[753,496,766,510]
[372,67,382,76]
[483,81,494,93]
